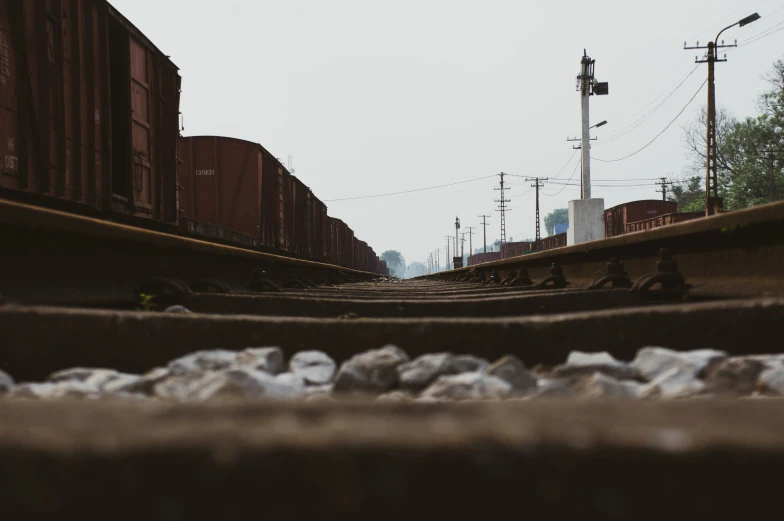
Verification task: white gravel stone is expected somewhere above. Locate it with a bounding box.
[452,355,489,374]
[48,368,139,392]
[168,350,238,375]
[106,367,170,396]
[333,345,410,394]
[154,372,213,401]
[640,367,706,399]
[486,355,538,395]
[420,372,512,401]
[193,368,305,401]
[236,347,285,375]
[757,366,784,396]
[289,351,336,385]
[573,372,644,399]
[275,372,307,388]
[553,351,640,381]
[9,381,100,399]
[632,347,727,381]
[397,353,459,391]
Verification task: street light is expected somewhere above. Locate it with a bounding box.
[590,120,608,129]
[684,12,761,216]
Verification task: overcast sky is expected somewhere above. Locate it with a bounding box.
[113,0,784,265]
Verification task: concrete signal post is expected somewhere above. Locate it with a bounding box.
[568,50,607,246]
[453,216,463,269]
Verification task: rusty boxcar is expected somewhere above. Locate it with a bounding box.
[625,211,704,233]
[178,135,292,251]
[0,0,180,222]
[604,200,678,238]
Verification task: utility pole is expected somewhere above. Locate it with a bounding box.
[525,177,548,241]
[494,172,511,245]
[436,249,440,272]
[685,12,760,216]
[657,177,674,201]
[445,237,451,271]
[576,50,608,200]
[478,215,490,253]
[466,226,475,257]
[460,232,467,258]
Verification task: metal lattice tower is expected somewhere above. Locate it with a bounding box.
[494,172,511,245]
[525,177,548,241]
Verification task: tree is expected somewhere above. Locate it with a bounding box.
[668,176,704,213]
[544,208,569,236]
[680,57,784,210]
[380,250,406,277]
[407,262,427,278]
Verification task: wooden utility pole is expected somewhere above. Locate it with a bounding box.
[657,177,674,201]
[478,215,491,253]
[685,12,761,216]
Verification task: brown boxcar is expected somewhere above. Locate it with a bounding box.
[329,217,351,268]
[355,239,368,272]
[467,251,502,266]
[0,1,180,221]
[312,194,328,263]
[178,136,263,240]
[625,211,704,233]
[604,200,678,238]
[178,135,291,250]
[533,232,567,252]
[501,241,533,259]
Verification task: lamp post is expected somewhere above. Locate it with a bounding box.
[685,12,761,216]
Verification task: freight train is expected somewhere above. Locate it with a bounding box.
[0,0,387,275]
[468,200,704,266]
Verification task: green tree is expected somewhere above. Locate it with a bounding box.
[668,176,705,213]
[380,250,405,277]
[544,208,569,236]
[680,58,784,210]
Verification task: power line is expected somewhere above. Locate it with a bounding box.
[599,66,700,145]
[741,18,784,45]
[592,78,708,163]
[324,174,496,202]
[541,158,581,197]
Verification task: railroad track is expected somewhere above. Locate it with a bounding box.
[2,197,784,518]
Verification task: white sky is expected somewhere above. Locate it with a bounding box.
[112,0,784,264]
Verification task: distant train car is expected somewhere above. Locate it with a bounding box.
[625,211,704,233]
[467,251,502,266]
[0,1,180,222]
[604,200,678,238]
[501,241,533,259]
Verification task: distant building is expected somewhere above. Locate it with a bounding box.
[554,223,569,235]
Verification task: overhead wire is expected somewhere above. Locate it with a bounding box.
[598,65,700,145]
[324,174,497,201]
[592,77,708,163]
